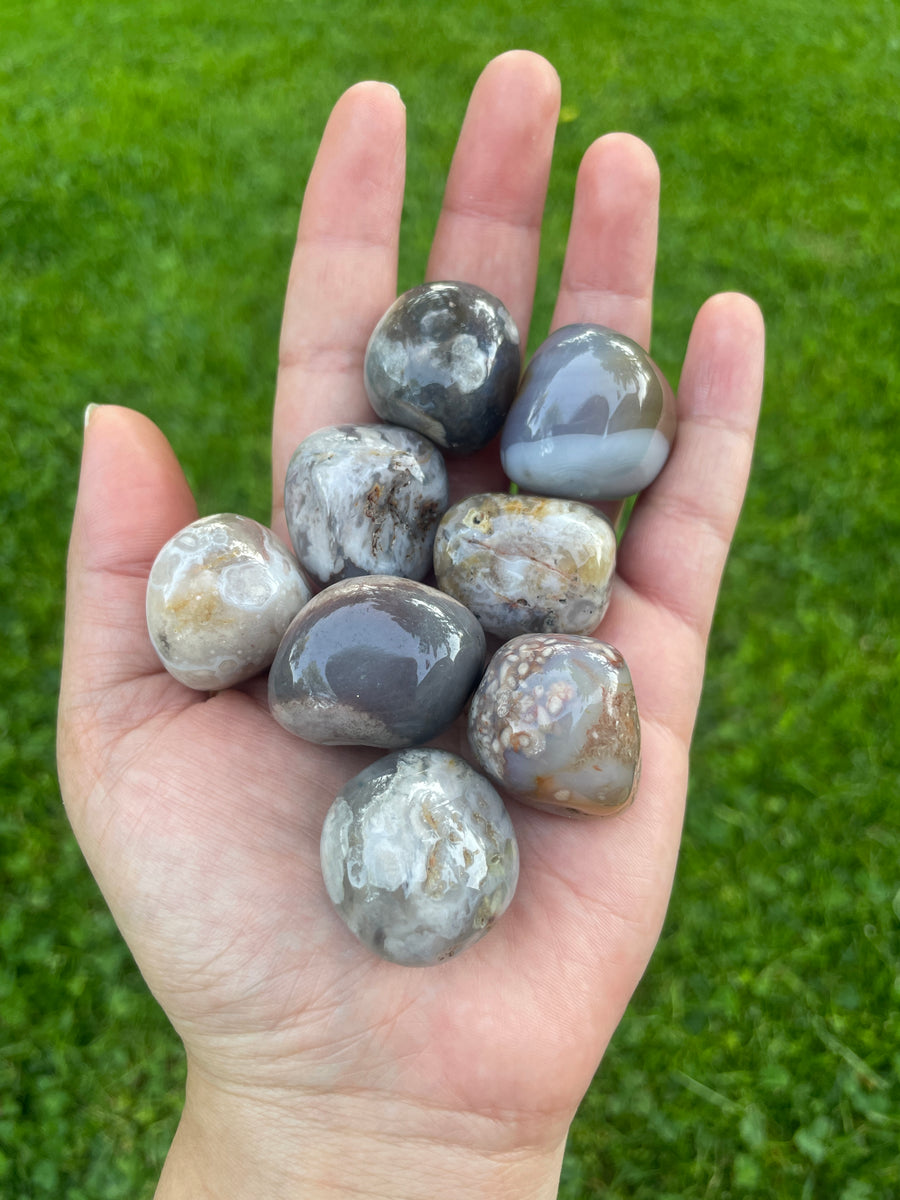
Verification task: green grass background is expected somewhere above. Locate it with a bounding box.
[2,0,898,1195]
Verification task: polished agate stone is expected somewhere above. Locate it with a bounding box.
[468,633,640,816]
[320,748,519,966]
[501,324,676,500]
[268,575,485,747]
[284,423,449,587]
[364,281,521,454]
[433,492,616,639]
[146,513,312,691]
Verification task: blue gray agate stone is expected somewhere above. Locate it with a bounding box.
[284,423,449,587]
[268,575,486,748]
[363,281,521,454]
[501,324,676,501]
[320,748,519,965]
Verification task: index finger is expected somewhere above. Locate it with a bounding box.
[271,82,406,538]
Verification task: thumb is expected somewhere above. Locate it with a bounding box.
[58,405,199,802]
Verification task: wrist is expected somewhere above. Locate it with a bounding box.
[156,1065,568,1200]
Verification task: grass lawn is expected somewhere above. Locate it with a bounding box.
[2,0,898,1195]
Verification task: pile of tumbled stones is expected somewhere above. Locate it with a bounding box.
[145,281,676,967]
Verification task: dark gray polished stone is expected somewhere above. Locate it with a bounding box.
[364,281,521,454]
[268,576,486,747]
[284,423,448,587]
[320,748,519,966]
[501,324,676,500]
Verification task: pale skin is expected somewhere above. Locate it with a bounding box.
[57,51,765,1199]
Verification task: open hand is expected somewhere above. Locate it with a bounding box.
[58,50,764,1199]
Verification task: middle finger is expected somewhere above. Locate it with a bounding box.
[426,50,561,350]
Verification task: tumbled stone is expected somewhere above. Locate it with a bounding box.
[268,575,486,747]
[284,423,449,587]
[501,323,676,500]
[364,281,521,454]
[433,492,616,639]
[468,633,640,816]
[320,748,519,966]
[146,513,312,691]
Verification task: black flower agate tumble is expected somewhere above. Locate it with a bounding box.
[363,281,521,454]
[268,576,486,748]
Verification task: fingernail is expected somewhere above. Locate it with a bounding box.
[84,403,100,430]
[379,81,404,106]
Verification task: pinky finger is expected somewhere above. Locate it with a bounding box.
[611,293,765,732]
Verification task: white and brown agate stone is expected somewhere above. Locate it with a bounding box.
[433,492,616,639]
[468,633,640,816]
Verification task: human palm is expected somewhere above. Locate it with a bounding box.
[58,51,764,1196]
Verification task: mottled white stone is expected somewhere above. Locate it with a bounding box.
[320,748,519,965]
[284,423,449,587]
[146,513,311,690]
[433,492,616,638]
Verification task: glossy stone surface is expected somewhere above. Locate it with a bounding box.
[501,323,676,501]
[146,513,312,691]
[433,492,616,639]
[468,633,640,816]
[364,281,521,454]
[320,748,519,966]
[268,576,486,747]
[284,423,449,587]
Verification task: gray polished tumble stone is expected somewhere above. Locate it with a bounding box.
[320,748,519,966]
[284,423,449,587]
[501,324,676,500]
[364,281,521,454]
[268,576,486,747]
